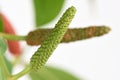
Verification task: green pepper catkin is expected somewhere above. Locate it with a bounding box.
[26,26,110,45]
[30,6,76,70]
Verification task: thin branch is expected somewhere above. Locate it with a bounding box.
[9,65,31,80]
[0,32,26,41]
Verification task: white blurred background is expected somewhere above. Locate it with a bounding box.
[0,0,120,80]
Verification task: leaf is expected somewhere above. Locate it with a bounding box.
[46,66,79,80]
[3,56,13,73]
[0,67,5,80]
[29,67,58,80]
[29,66,79,80]
[0,38,7,55]
[33,0,64,27]
[0,14,3,32]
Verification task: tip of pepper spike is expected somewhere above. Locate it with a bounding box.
[94,26,111,37]
[105,26,111,33]
[101,26,111,34]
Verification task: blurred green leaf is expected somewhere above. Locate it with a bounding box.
[29,66,79,80]
[0,67,4,80]
[33,0,64,27]
[0,15,3,32]
[29,68,58,80]
[46,66,79,80]
[3,56,13,73]
[0,38,7,55]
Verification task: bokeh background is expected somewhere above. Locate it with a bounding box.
[0,0,120,80]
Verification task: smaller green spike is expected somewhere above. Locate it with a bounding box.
[30,6,76,70]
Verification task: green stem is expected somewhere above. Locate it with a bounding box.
[10,65,31,80]
[0,32,26,41]
[0,55,10,77]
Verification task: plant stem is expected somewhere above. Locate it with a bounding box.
[0,32,26,41]
[10,65,31,80]
[0,55,10,77]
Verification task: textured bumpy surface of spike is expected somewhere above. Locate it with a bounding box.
[30,6,76,70]
[26,26,110,45]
